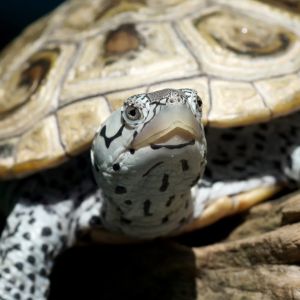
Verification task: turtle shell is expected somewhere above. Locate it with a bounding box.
[1,0,300,179]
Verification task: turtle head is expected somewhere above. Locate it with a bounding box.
[91,88,207,238]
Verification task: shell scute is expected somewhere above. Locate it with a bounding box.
[1,0,300,178]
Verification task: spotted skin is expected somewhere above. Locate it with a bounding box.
[0,89,299,299]
[0,155,101,300]
[91,89,206,238]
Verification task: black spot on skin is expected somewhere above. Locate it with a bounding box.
[143,200,153,216]
[254,132,266,142]
[14,293,20,300]
[218,150,229,158]
[280,146,287,154]
[41,227,52,237]
[5,286,11,292]
[190,173,201,187]
[19,284,25,291]
[255,143,264,151]
[6,221,21,238]
[28,273,35,281]
[101,210,107,219]
[166,195,175,207]
[112,163,120,171]
[41,244,48,254]
[290,125,298,137]
[115,186,127,194]
[124,200,132,205]
[159,174,169,192]
[129,149,135,154]
[28,218,35,225]
[27,298,33,300]
[121,217,132,224]
[279,132,292,145]
[15,262,23,271]
[100,124,125,148]
[117,206,123,214]
[259,123,268,130]
[40,268,47,277]
[4,268,10,273]
[196,96,202,108]
[89,216,102,226]
[237,144,246,151]
[220,133,236,141]
[151,140,195,150]
[16,212,26,218]
[85,203,97,212]
[273,160,282,171]
[22,232,31,240]
[162,215,169,224]
[2,244,21,261]
[142,161,163,177]
[57,222,62,230]
[27,256,35,265]
[30,285,35,294]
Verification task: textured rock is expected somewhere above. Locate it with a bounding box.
[49,191,300,300]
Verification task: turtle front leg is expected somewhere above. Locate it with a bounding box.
[0,199,74,300]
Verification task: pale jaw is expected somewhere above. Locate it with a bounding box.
[91,88,207,239]
[132,104,203,149]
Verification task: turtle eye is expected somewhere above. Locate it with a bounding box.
[196,96,202,109]
[125,105,142,121]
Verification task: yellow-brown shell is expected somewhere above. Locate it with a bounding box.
[1,0,300,179]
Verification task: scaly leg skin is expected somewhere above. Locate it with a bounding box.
[0,199,74,300]
[0,151,115,300]
[0,152,106,300]
[0,182,118,299]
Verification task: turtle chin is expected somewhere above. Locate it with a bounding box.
[100,134,207,239]
[92,120,206,238]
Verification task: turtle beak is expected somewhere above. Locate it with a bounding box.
[131,105,202,149]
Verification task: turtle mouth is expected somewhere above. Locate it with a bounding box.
[131,105,202,149]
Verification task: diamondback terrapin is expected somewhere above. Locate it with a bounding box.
[1,0,300,299]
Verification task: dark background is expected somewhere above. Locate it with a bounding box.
[0,0,65,50]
